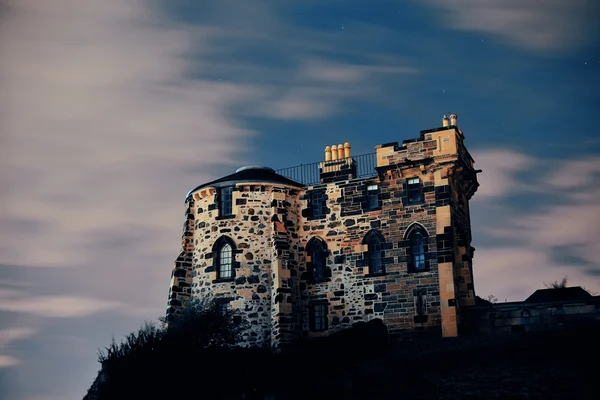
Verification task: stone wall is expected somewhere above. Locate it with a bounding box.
[462,298,600,334]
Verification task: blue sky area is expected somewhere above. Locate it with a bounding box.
[1,1,599,399]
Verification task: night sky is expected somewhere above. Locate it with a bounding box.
[1,1,599,399]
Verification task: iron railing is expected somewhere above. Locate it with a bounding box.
[276,152,377,186]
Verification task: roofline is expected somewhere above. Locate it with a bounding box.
[185,177,303,202]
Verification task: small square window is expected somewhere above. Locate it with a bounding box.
[219,187,233,216]
[366,184,380,209]
[407,178,423,203]
[310,304,328,331]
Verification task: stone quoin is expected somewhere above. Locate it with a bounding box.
[166,114,481,349]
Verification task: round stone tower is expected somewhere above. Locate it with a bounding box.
[167,166,304,348]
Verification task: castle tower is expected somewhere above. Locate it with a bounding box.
[166,166,304,348]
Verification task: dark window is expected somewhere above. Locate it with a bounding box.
[416,290,426,315]
[217,301,231,316]
[407,178,422,203]
[217,243,233,279]
[309,191,324,218]
[308,238,327,281]
[219,186,233,216]
[366,184,380,209]
[368,237,383,275]
[409,230,426,271]
[310,304,328,331]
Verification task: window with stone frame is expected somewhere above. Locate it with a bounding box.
[218,186,233,216]
[308,190,325,219]
[309,303,328,331]
[306,237,329,282]
[213,236,237,281]
[406,225,429,272]
[362,229,388,276]
[406,177,423,204]
[367,236,384,275]
[365,184,381,210]
[217,243,233,279]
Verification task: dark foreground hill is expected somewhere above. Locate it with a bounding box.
[84,301,597,400]
[85,325,597,399]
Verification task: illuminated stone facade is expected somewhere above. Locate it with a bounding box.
[166,114,481,349]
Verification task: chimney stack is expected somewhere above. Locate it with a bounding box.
[442,115,449,127]
[325,146,332,161]
[337,143,344,160]
[331,145,338,160]
[344,142,351,159]
[449,113,457,126]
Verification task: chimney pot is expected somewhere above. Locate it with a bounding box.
[337,143,344,160]
[325,146,332,161]
[449,113,457,126]
[344,142,351,158]
[442,115,449,127]
[331,145,338,160]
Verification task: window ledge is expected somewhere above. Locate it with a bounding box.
[215,215,236,220]
[406,201,425,207]
[212,278,235,283]
[309,278,331,284]
[363,207,382,212]
[364,272,386,278]
[407,269,430,274]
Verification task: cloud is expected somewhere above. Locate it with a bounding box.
[422,0,597,53]
[470,149,533,199]
[0,327,37,345]
[0,327,38,369]
[0,289,122,318]
[0,355,21,368]
[472,153,600,300]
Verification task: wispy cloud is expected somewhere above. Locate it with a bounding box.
[422,0,597,54]
[0,289,122,318]
[0,327,38,368]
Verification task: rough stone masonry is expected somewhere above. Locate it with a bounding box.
[166,114,481,350]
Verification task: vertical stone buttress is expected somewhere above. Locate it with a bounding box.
[166,199,195,320]
[430,125,479,336]
[269,187,300,349]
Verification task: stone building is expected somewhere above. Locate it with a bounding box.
[166,114,481,349]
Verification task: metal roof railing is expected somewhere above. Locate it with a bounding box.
[275,152,377,186]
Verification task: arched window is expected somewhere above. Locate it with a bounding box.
[406,225,428,272]
[306,237,328,282]
[212,236,236,280]
[218,243,232,279]
[363,229,386,276]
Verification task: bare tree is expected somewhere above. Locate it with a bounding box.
[544,276,568,289]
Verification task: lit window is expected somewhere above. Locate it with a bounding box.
[366,184,380,209]
[219,187,233,216]
[310,304,328,331]
[407,178,422,203]
[218,243,232,279]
